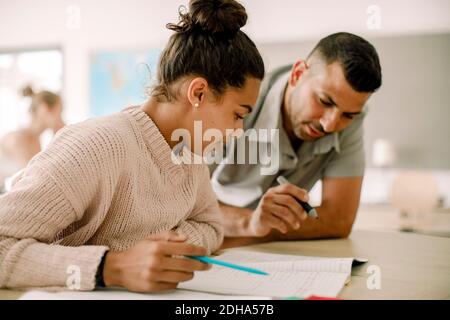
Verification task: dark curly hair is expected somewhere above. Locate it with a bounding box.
[152,0,265,101]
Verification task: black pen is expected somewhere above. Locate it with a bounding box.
[276,176,319,219]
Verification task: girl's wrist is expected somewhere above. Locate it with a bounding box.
[102,251,122,288]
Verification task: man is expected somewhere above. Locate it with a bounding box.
[210,32,382,247]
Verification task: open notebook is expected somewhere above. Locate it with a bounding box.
[179,251,367,298]
[20,251,367,300]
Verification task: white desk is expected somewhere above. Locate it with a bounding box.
[1,230,449,300]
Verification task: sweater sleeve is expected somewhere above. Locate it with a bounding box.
[0,122,126,290]
[173,166,224,254]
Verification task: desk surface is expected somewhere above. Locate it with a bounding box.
[1,229,449,300]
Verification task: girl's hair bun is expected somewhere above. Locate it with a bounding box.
[190,0,247,35]
[168,0,247,37]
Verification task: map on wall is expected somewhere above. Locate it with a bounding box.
[89,49,161,117]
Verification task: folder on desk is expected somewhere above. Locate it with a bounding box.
[179,251,368,298]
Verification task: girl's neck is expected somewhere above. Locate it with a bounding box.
[140,98,187,149]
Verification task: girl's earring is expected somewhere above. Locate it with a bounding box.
[194,102,200,108]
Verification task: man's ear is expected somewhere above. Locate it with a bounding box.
[187,77,208,107]
[289,60,308,87]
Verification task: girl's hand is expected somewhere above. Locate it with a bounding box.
[103,231,210,292]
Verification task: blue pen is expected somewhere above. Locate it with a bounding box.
[188,256,269,275]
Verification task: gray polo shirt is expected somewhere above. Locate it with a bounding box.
[210,65,366,209]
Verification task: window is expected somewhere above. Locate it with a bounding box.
[0,48,63,137]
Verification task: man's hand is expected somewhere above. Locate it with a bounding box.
[103,231,210,293]
[248,183,309,236]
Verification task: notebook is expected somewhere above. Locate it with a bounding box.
[178,250,367,298]
[20,251,367,299]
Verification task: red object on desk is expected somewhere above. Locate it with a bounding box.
[306,295,343,300]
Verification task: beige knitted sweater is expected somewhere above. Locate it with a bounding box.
[0,106,223,291]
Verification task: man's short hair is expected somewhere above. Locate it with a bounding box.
[308,32,382,92]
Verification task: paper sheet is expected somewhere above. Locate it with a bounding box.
[20,251,366,300]
[178,251,364,298]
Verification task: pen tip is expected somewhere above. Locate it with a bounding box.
[309,209,319,219]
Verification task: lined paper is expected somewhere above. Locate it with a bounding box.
[178,251,362,298]
[20,251,366,299]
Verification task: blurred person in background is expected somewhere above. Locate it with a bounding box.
[0,86,65,169]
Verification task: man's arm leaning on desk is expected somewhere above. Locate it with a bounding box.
[219,176,363,248]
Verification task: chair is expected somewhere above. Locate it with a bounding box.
[390,171,439,232]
